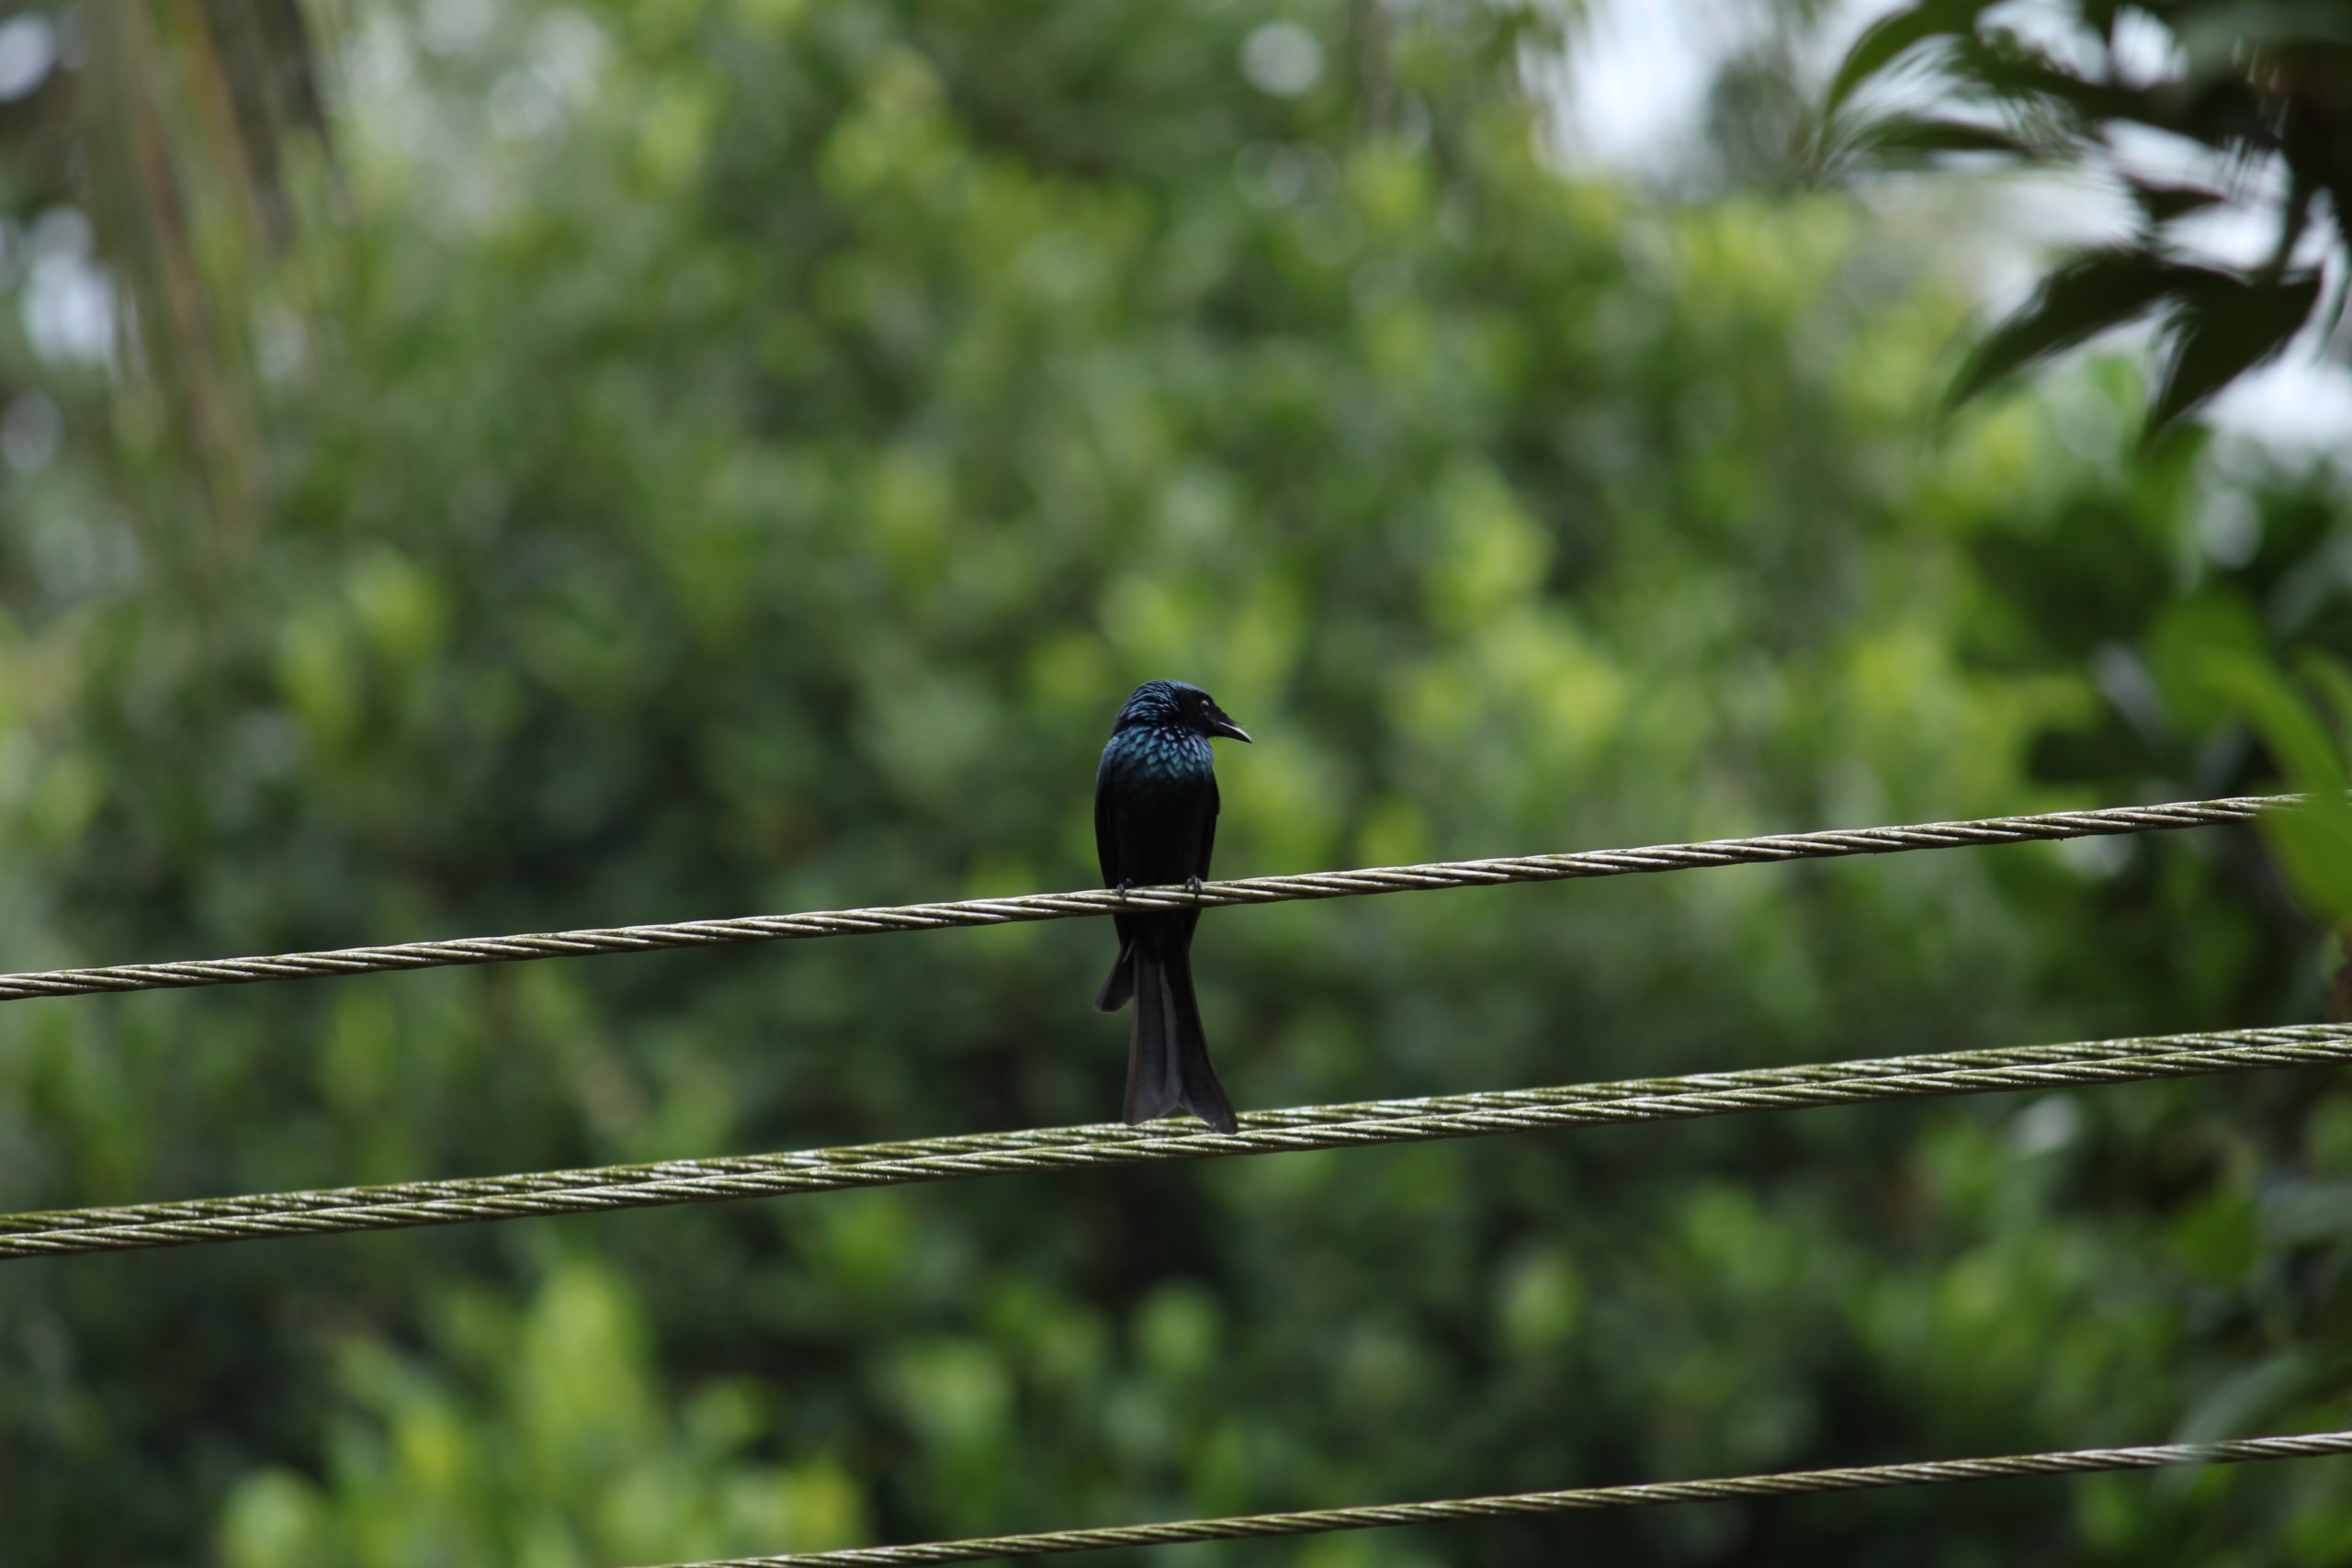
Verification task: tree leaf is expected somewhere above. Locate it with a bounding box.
[1859,115,2034,162]
[2300,652,2352,753]
[1945,33,2149,127]
[1826,0,1998,113]
[2126,177,2230,225]
[2144,269,2324,439]
[2207,655,2352,922]
[1945,249,2208,412]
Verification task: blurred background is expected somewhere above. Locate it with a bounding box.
[4,0,2352,1562]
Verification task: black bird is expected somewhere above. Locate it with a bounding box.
[1094,680,1251,1133]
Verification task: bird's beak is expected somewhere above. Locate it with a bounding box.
[1207,713,1252,743]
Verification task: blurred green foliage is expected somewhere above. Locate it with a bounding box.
[218,1258,865,1565]
[5,1,2352,1564]
[2195,651,2352,938]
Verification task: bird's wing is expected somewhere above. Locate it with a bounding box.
[1094,753,1123,888]
[1096,750,1138,954]
[1194,772,1220,881]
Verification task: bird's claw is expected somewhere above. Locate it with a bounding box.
[1185,874,1205,898]
[1114,879,1133,902]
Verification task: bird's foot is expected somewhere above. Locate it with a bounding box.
[1185,874,1205,899]
[1114,879,1134,902]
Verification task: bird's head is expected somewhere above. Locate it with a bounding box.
[1114,680,1251,742]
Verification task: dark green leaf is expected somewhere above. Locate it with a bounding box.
[1945,250,2210,412]
[1826,0,1997,113]
[1860,115,2034,161]
[1945,34,2151,127]
[2126,178,2229,225]
[2144,269,2324,438]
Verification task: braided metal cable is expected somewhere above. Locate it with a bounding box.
[641,1429,2352,1567]
[9,1022,2348,1259]
[0,793,2293,1003]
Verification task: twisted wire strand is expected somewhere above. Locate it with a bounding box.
[641,1429,2352,1567]
[0,1026,2320,1237]
[9,1023,2348,1259]
[0,794,2294,1003]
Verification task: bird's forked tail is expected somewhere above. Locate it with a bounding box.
[1104,927,1237,1134]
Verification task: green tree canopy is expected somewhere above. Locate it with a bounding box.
[3,2,2351,1564]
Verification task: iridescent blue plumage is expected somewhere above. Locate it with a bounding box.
[1093,680,1251,1132]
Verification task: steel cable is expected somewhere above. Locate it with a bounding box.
[0,794,2296,1003]
[634,1429,2352,1566]
[8,1022,2348,1259]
